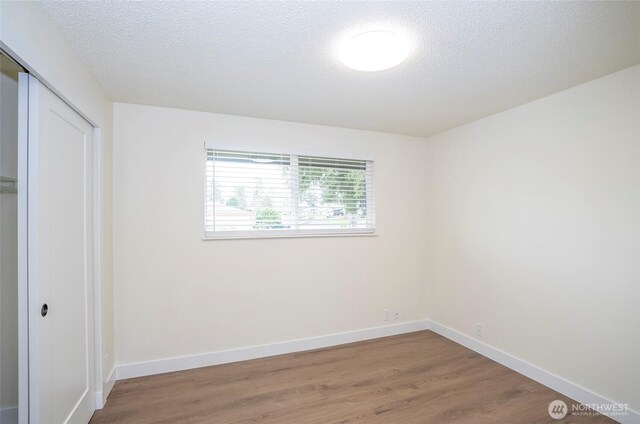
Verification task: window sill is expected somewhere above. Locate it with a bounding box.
[202,229,377,241]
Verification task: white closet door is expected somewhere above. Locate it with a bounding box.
[28,76,95,424]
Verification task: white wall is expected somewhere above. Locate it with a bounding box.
[0,0,115,397]
[424,65,640,411]
[113,103,429,365]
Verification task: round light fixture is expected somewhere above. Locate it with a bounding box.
[339,30,410,72]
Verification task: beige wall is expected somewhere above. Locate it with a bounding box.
[0,0,115,392]
[113,103,429,365]
[424,65,640,411]
[114,65,638,411]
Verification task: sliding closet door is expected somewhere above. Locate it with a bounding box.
[28,75,95,424]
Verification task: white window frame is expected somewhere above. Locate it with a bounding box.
[203,145,376,240]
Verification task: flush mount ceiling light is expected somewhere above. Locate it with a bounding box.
[339,30,410,72]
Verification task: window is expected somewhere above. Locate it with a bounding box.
[205,148,375,238]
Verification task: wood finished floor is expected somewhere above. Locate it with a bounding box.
[91,331,612,423]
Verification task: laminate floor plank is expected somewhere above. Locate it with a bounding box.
[91,331,613,423]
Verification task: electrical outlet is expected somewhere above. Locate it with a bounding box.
[475,323,484,338]
[384,309,391,321]
[393,311,400,320]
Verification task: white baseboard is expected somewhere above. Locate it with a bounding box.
[113,318,637,424]
[0,406,18,424]
[427,320,639,424]
[95,366,117,409]
[116,319,430,380]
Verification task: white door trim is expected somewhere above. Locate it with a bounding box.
[91,126,105,409]
[17,71,29,424]
[26,74,41,421]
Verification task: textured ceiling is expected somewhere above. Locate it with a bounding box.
[38,1,640,138]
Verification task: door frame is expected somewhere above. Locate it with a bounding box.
[17,70,29,424]
[4,44,106,422]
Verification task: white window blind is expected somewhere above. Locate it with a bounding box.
[205,148,375,238]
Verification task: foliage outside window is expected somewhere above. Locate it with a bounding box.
[205,148,375,238]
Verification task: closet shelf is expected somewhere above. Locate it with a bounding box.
[0,175,17,194]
